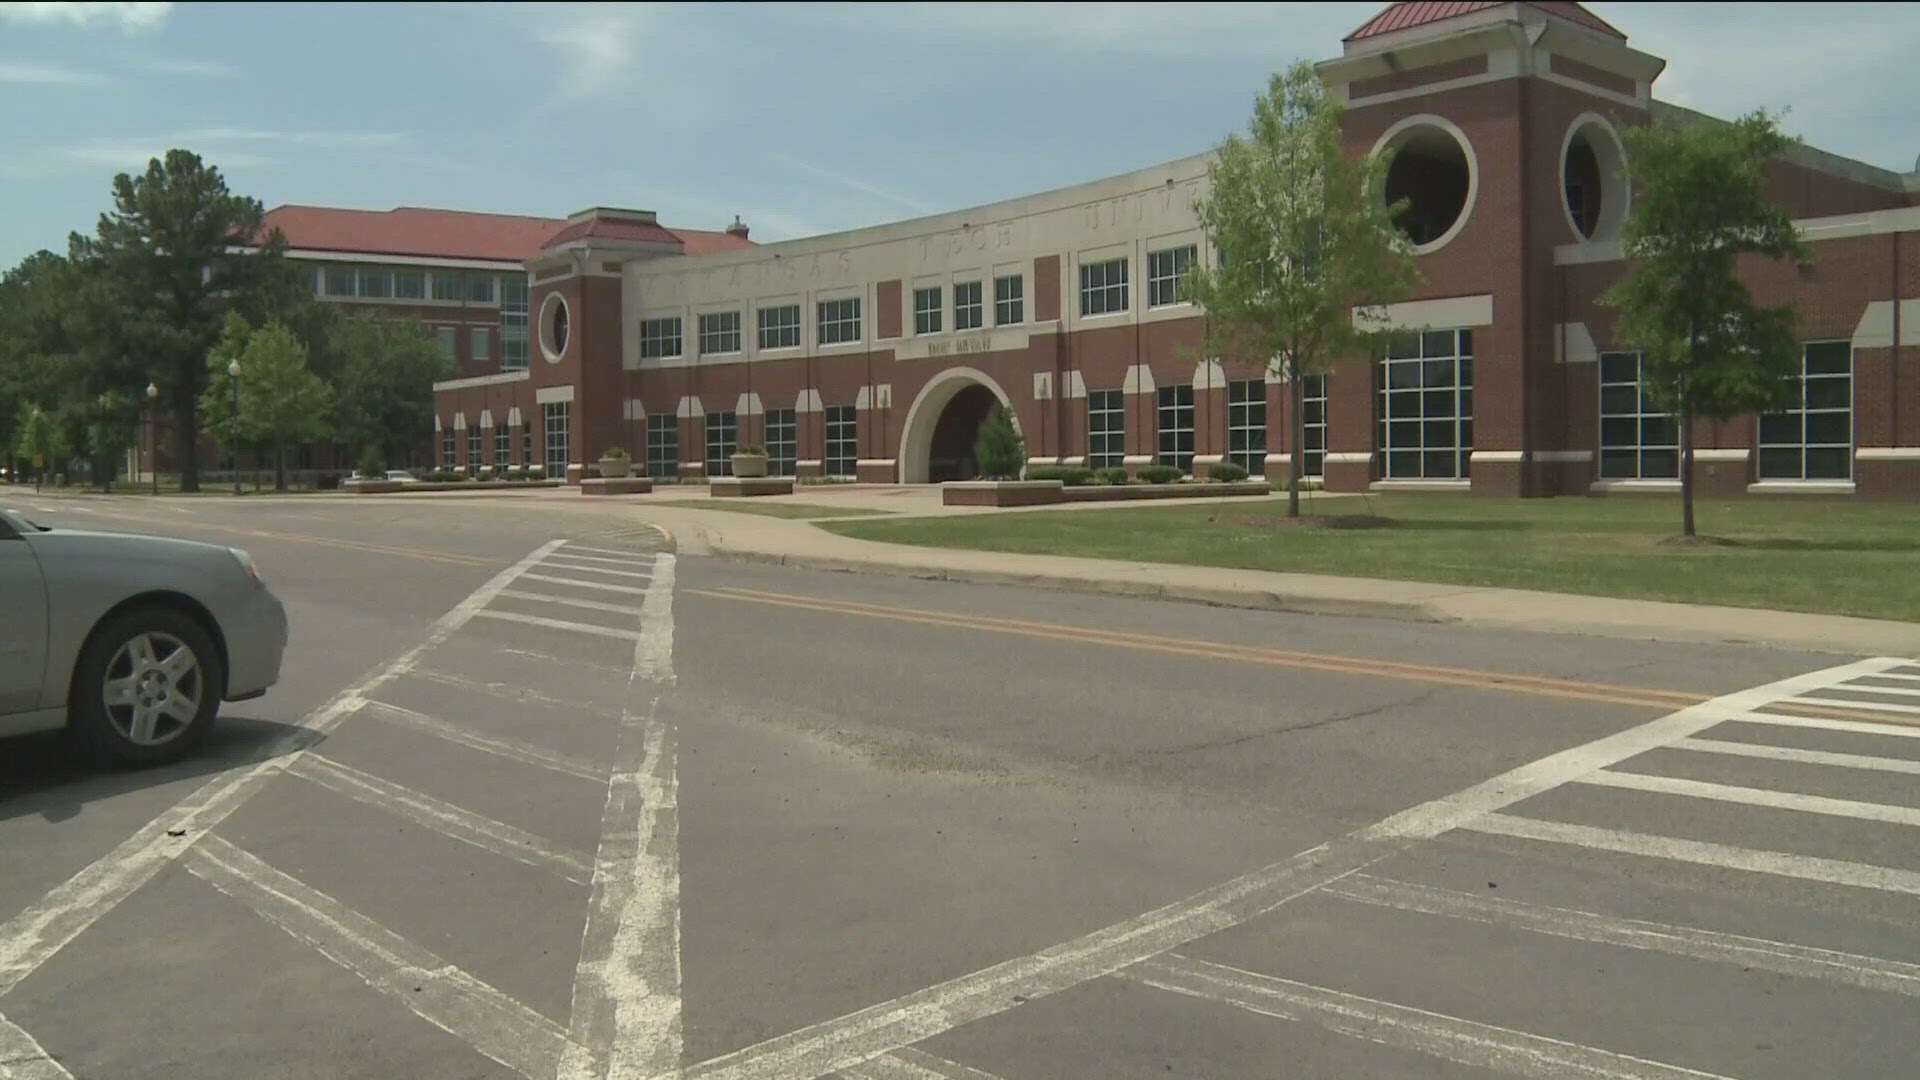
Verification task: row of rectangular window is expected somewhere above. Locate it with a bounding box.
[1079,244,1197,319]
[676,408,857,479]
[315,265,520,305]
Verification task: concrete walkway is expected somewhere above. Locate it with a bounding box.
[594,487,1920,658]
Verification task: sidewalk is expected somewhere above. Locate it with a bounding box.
[618,494,1920,658]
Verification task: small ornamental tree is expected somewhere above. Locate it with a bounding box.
[1603,109,1808,538]
[973,405,1026,479]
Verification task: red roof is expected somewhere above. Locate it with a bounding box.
[258,205,755,263]
[540,216,683,250]
[1345,1,1623,42]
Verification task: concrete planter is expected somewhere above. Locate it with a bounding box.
[597,456,632,479]
[581,477,653,495]
[341,479,402,493]
[710,476,793,497]
[731,453,769,478]
[1060,480,1270,503]
[941,480,1066,507]
[342,479,565,494]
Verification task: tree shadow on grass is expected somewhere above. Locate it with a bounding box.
[1742,537,1920,553]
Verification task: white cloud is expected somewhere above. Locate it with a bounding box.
[767,152,936,216]
[176,128,412,151]
[0,1,171,30]
[800,2,1376,60]
[139,55,229,76]
[530,3,655,105]
[0,58,110,84]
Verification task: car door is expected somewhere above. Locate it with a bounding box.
[0,512,50,714]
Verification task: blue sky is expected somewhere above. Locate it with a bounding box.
[2,1,1915,267]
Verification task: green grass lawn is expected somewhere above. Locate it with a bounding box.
[647,499,892,520]
[823,493,1920,622]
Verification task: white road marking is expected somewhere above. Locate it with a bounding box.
[475,609,644,641]
[1124,953,1734,1080]
[1579,768,1920,828]
[539,559,654,580]
[0,1011,74,1080]
[545,551,657,568]
[840,1049,1009,1080]
[1783,695,1920,715]
[403,668,620,719]
[288,753,592,884]
[1466,813,1920,896]
[1833,682,1920,698]
[0,540,565,1000]
[563,543,663,559]
[560,553,680,1080]
[1721,711,1920,740]
[1857,672,1920,682]
[520,572,652,596]
[1326,873,1920,998]
[185,835,578,1080]
[362,698,608,782]
[497,589,648,618]
[1671,736,1920,776]
[680,657,1910,1080]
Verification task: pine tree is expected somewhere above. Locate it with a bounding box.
[973,405,1026,479]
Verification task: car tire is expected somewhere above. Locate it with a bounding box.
[68,607,224,768]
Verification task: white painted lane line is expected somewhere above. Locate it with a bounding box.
[362,699,608,783]
[562,544,662,559]
[0,539,566,1000]
[1785,695,1920,716]
[680,656,1912,1080]
[1860,671,1920,682]
[497,589,647,619]
[404,668,621,719]
[185,835,577,1080]
[840,1049,1009,1080]
[521,572,651,596]
[1466,813,1920,896]
[1723,711,1920,740]
[1579,769,1920,828]
[1671,736,1920,776]
[475,610,644,641]
[1836,683,1920,698]
[1124,954,1733,1080]
[0,1011,74,1080]
[1326,874,1920,998]
[561,553,680,1080]
[288,754,592,884]
[539,559,655,581]
[548,551,658,568]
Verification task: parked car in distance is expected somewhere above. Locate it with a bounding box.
[0,507,288,766]
[385,470,420,484]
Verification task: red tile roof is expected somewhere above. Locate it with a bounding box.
[540,216,682,250]
[258,205,755,263]
[1345,1,1623,42]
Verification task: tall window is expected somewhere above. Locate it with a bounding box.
[1759,341,1852,480]
[954,281,983,330]
[467,428,482,470]
[994,274,1024,325]
[765,408,797,476]
[325,266,356,297]
[640,317,683,359]
[542,401,570,478]
[500,276,529,370]
[705,410,737,476]
[1080,258,1129,316]
[465,274,495,304]
[1301,374,1328,478]
[1377,329,1473,479]
[495,425,510,465]
[1156,384,1194,473]
[758,304,801,349]
[1598,351,1677,479]
[470,327,491,364]
[913,287,943,335]
[646,415,679,479]
[698,311,741,355]
[442,427,456,468]
[524,428,533,469]
[1148,245,1196,307]
[1088,389,1124,470]
[435,327,457,360]
[824,404,857,477]
[394,270,426,300]
[1228,379,1266,474]
[431,272,464,302]
[358,269,392,299]
[818,298,861,345]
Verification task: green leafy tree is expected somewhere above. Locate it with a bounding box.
[201,314,333,491]
[12,404,60,489]
[1184,62,1420,517]
[329,315,456,465]
[1603,110,1808,538]
[973,404,1026,479]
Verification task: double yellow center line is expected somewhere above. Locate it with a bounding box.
[692,585,1920,726]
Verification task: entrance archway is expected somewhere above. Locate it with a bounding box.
[898,367,1018,483]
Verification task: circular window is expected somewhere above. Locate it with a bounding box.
[1373,116,1478,253]
[1561,114,1628,242]
[539,292,569,363]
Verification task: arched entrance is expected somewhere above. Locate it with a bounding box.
[897,367,1019,483]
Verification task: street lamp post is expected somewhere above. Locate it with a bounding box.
[146,381,159,495]
[228,359,242,497]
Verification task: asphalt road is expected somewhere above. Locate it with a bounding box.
[3,490,1919,1080]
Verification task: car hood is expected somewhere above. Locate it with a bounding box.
[24,525,237,560]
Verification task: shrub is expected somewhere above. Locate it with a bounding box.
[356,448,385,479]
[734,444,767,456]
[504,468,526,481]
[528,464,546,478]
[1137,464,1183,484]
[1027,465,1094,486]
[1095,467,1130,485]
[972,406,1026,479]
[1208,461,1250,482]
[476,467,494,481]
[600,446,629,460]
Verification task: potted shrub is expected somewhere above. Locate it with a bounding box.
[528,464,547,480]
[598,446,632,479]
[731,444,769,478]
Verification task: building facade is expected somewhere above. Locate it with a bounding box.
[431,0,1920,497]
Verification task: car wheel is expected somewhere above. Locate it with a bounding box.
[68,608,223,767]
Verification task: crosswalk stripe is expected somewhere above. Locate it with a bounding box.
[520,572,651,596]
[1465,812,1920,896]
[539,559,655,580]
[1580,769,1920,828]
[0,1010,74,1079]
[1718,711,1920,741]
[1325,874,1920,998]
[543,551,656,568]
[476,609,645,641]
[403,668,621,719]
[840,1049,1009,1080]
[361,699,608,783]
[563,543,662,558]
[1784,695,1920,716]
[288,754,592,884]
[1124,953,1734,1080]
[186,836,578,1079]
[1835,683,1920,698]
[496,589,647,618]
[1670,736,1920,776]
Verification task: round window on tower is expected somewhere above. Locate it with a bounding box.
[1373,115,1479,253]
[1561,114,1629,242]
[539,292,570,363]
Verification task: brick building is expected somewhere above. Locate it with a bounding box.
[430,0,1919,497]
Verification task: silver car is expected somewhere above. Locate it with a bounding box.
[0,507,288,766]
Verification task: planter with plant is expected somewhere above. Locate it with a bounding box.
[731,444,769,478]
[942,406,1065,506]
[596,446,632,478]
